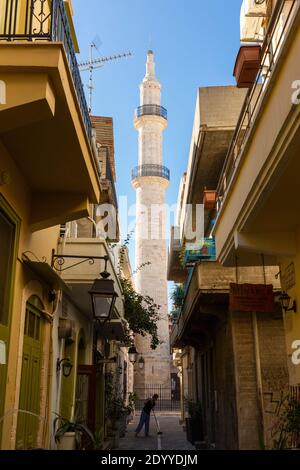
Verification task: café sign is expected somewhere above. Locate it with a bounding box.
[230,283,274,313]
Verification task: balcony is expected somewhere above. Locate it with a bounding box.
[135,104,167,120]
[0,0,91,142]
[213,0,300,266]
[0,0,101,230]
[132,164,170,181]
[171,261,280,348]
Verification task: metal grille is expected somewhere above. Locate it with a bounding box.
[0,0,92,143]
[132,164,170,181]
[135,104,167,120]
[135,384,180,412]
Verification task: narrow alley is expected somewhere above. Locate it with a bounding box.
[118,415,195,451]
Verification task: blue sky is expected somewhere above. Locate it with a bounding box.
[73,0,242,294]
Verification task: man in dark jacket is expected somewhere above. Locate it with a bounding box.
[135,394,159,437]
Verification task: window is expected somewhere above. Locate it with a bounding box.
[24,296,43,341]
[0,207,16,326]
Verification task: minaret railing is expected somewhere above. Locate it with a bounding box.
[135,105,167,120]
[132,164,170,181]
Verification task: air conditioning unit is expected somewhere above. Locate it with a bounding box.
[58,319,76,343]
[244,0,268,17]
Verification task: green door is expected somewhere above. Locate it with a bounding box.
[16,298,43,450]
[0,198,19,444]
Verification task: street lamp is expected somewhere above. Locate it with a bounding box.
[57,358,73,377]
[128,345,138,364]
[89,269,118,325]
[138,356,145,370]
[279,291,297,313]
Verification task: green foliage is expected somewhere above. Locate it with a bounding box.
[120,277,161,350]
[171,284,185,309]
[271,393,300,449]
[105,371,132,424]
[53,413,95,449]
[185,398,202,421]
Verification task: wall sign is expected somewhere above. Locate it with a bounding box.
[230,283,274,313]
[0,80,6,104]
[0,340,6,365]
[281,262,296,291]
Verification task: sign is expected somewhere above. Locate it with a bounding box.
[0,80,6,104]
[230,283,274,313]
[281,262,296,291]
[0,340,6,365]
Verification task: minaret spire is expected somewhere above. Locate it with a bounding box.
[145,50,155,78]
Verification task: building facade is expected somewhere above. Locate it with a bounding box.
[0,0,131,450]
[169,85,289,449]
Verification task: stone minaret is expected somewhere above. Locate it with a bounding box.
[132,51,171,391]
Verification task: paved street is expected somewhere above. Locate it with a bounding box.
[118,415,195,451]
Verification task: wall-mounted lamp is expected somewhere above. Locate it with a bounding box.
[138,356,145,370]
[279,292,297,313]
[57,357,73,377]
[128,345,138,364]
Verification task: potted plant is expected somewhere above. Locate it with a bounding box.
[53,414,95,450]
[185,399,204,445]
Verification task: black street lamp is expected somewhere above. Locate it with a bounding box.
[279,291,297,313]
[57,358,73,377]
[128,345,138,364]
[89,270,118,325]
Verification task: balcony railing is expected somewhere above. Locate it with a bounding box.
[216,0,298,214]
[132,164,170,181]
[0,0,92,143]
[135,105,168,120]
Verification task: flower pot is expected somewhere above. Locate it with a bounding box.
[185,418,204,445]
[57,432,76,450]
[203,190,217,210]
[233,45,261,88]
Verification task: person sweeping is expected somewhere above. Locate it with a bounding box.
[135,394,159,437]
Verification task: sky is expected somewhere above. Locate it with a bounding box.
[73,0,242,299]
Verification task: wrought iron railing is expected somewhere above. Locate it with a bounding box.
[132,164,170,181]
[215,0,298,214]
[135,104,168,120]
[0,0,92,143]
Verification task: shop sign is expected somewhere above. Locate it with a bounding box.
[230,283,274,312]
[0,80,6,104]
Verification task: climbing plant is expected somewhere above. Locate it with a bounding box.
[108,231,161,350]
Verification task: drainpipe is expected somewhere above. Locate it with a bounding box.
[252,311,265,447]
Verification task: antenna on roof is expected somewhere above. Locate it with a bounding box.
[78,42,132,114]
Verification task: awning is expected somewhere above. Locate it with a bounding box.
[22,259,70,292]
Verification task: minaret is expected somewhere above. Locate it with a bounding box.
[132,51,171,391]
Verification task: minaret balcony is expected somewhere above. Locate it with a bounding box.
[135,105,167,120]
[132,164,170,181]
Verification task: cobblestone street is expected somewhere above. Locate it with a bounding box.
[118,415,195,451]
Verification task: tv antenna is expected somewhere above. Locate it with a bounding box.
[78,42,132,113]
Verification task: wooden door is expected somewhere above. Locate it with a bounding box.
[16,299,42,449]
[75,366,96,433]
